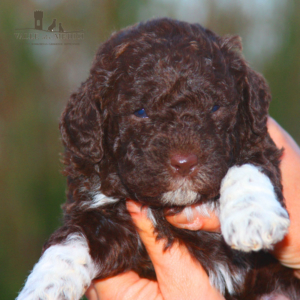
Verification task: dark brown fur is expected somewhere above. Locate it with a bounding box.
[45,18,300,299]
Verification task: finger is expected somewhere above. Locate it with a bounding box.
[165,205,221,232]
[87,271,162,300]
[126,200,160,250]
[127,200,224,300]
[85,282,99,300]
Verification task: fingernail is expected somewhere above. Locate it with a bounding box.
[126,200,141,213]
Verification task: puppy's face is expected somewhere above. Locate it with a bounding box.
[61,19,271,208]
[101,48,240,207]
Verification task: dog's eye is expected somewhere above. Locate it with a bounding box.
[134,108,148,118]
[211,105,220,112]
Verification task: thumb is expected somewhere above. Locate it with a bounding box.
[126,200,224,300]
[165,204,221,232]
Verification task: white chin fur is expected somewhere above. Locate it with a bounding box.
[161,185,199,205]
[17,233,98,300]
[220,164,290,252]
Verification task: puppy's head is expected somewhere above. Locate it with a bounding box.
[60,18,271,208]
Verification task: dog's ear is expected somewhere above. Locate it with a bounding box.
[220,35,271,141]
[220,35,243,54]
[240,67,271,138]
[60,81,104,162]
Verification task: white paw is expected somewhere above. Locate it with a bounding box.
[220,164,290,252]
[17,234,98,300]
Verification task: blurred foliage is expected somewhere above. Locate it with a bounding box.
[0,0,299,298]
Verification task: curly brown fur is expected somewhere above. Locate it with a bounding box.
[25,18,300,299]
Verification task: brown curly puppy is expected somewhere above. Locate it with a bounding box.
[17,18,300,300]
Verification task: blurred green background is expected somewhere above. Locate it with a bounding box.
[0,0,299,298]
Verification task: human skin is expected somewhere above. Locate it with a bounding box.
[86,117,300,300]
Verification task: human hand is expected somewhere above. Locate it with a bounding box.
[85,200,224,300]
[267,117,300,277]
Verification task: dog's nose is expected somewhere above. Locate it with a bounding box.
[170,154,198,176]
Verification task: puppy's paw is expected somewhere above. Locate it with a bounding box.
[17,234,98,300]
[220,197,290,252]
[219,164,290,252]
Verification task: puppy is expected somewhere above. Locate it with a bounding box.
[17,18,300,300]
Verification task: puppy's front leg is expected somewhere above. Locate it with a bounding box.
[17,201,143,300]
[17,233,98,300]
[220,164,290,252]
